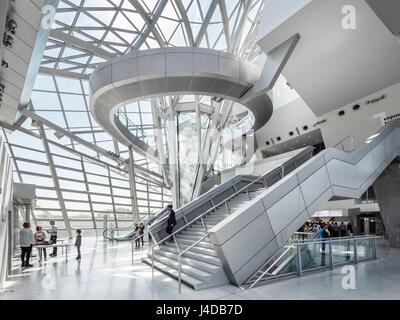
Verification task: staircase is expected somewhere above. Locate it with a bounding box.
[142,188,266,290]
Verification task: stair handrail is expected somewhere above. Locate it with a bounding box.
[150,149,311,293]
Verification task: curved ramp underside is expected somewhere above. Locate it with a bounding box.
[208,119,400,286]
[89,47,273,155]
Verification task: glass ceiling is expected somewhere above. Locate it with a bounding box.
[1,0,264,238]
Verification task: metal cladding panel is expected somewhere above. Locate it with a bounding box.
[218,55,240,79]
[91,65,112,94]
[371,140,387,171]
[114,82,142,102]
[261,173,299,209]
[305,187,333,218]
[137,52,166,81]
[209,199,267,245]
[300,165,331,207]
[189,77,218,95]
[112,56,138,84]
[166,76,193,93]
[326,159,361,189]
[139,78,168,97]
[275,209,308,247]
[193,51,219,76]
[296,153,325,184]
[233,239,280,286]
[166,52,194,75]
[356,152,375,184]
[266,185,306,236]
[216,212,274,275]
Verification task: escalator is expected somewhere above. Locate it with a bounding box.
[103,209,168,241]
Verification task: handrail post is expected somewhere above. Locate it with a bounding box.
[329,239,334,269]
[178,254,182,294]
[200,217,208,232]
[131,240,134,266]
[354,238,358,264]
[151,245,154,277]
[225,201,231,215]
[296,245,302,276]
[246,188,251,200]
[372,238,377,259]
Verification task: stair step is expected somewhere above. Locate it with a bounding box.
[174,237,215,249]
[148,252,214,282]
[164,241,218,257]
[163,246,221,266]
[180,230,207,237]
[154,249,222,273]
[142,258,204,290]
[176,234,213,242]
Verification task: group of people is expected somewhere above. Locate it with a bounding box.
[301,220,353,238]
[19,220,82,268]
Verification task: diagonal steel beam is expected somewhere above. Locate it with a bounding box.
[174,0,194,46]
[38,123,73,239]
[50,22,113,60]
[128,146,139,223]
[38,67,90,80]
[128,0,166,50]
[194,0,218,47]
[217,0,232,52]
[80,156,97,229]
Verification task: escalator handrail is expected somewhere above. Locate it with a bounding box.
[103,209,168,241]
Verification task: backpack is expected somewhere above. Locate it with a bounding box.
[322,229,330,238]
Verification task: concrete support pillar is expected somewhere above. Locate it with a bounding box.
[25,204,31,223]
[373,162,400,248]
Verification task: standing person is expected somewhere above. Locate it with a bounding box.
[319,224,330,266]
[47,220,58,257]
[139,222,145,246]
[134,223,140,248]
[148,222,152,242]
[339,222,347,237]
[75,229,82,260]
[34,226,48,262]
[19,222,34,267]
[165,204,177,243]
[347,222,353,236]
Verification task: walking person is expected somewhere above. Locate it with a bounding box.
[47,220,58,257]
[75,229,82,260]
[20,222,34,268]
[34,226,48,262]
[165,204,177,243]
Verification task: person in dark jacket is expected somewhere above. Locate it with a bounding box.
[134,223,140,248]
[75,229,82,260]
[139,222,145,246]
[166,204,177,243]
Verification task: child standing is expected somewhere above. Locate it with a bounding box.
[75,229,82,260]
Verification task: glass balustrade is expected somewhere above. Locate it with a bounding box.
[115,110,155,147]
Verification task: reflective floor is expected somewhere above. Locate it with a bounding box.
[1,238,399,300]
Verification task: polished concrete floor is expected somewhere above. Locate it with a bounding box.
[1,237,399,300]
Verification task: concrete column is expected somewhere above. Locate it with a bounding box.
[373,162,400,248]
[25,204,31,223]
